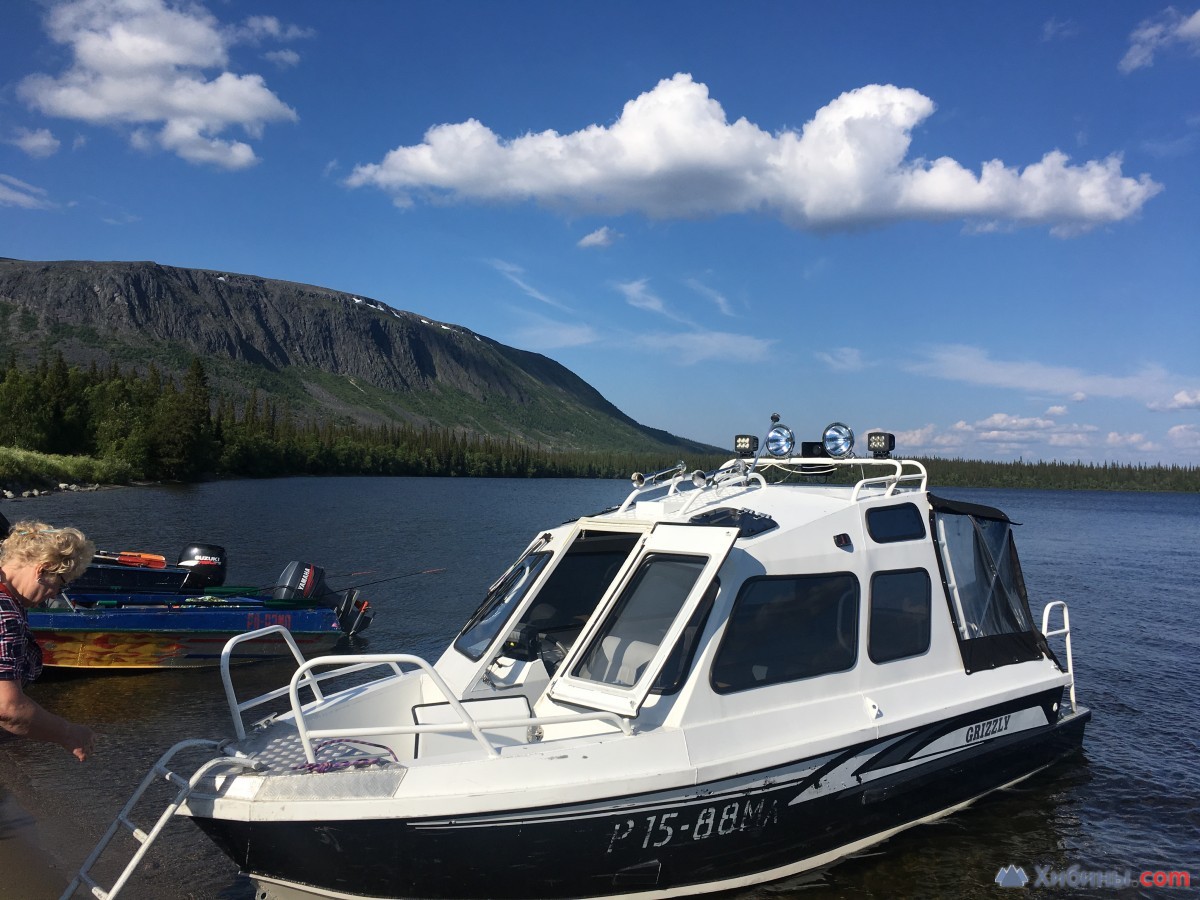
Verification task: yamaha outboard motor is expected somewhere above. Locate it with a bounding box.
[272,561,338,607]
[271,561,373,635]
[178,544,228,590]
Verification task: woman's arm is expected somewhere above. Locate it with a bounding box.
[0,679,94,761]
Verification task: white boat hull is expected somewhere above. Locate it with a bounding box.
[190,692,1088,899]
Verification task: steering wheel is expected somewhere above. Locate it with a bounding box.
[537,634,571,675]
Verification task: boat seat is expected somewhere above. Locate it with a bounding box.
[583,636,657,687]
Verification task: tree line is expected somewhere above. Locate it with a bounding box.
[0,355,720,482]
[0,355,1196,491]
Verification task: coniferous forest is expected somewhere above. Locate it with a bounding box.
[0,355,1196,492]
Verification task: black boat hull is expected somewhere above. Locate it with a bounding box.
[193,689,1088,899]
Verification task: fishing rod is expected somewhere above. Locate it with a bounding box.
[335,567,446,592]
[249,565,445,596]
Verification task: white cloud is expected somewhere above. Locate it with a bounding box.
[1041,18,1079,42]
[685,278,734,316]
[893,423,969,455]
[9,127,61,158]
[632,330,774,366]
[0,173,54,209]
[578,226,620,248]
[1048,433,1091,448]
[231,15,314,43]
[1105,431,1159,453]
[1167,424,1200,450]
[617,278,668,315]
[908,344,1191,410]
[1120,8,1200,73]
[346,73,1161,235]
[815,346,865,372]
[1045,405,1068,416]
[1156,388,1200,410]
[977,412,1058,431]
[264,49,301,69]
[488,259,571,311]
[905,412,1101,457]
[18,0,299,170]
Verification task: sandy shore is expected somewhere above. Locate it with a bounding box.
[0,788,74,899]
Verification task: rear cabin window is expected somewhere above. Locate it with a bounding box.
[868,569,931,663]
[931,502,1046,674]
[934,512,1032,639]
[866,503,926,543]
[711,573,858,694]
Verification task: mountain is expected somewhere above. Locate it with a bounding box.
[0,258,721,455]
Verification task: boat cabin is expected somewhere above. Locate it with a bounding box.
[344,417,1067,761]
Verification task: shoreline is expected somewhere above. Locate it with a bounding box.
[0,785,75,899]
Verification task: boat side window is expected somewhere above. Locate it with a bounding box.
[934,512,1032,639]
[711,573,859,694]
[573,554,706,688]
[866,503,926,543]
[454,551,552,661]
[650,578,720,695]
[868,569,931,664]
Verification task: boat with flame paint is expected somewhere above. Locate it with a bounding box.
[32,556,372,669]
[65,415,1089,898]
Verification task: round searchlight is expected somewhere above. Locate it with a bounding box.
[765,424,796,458]
[822,422,855,458]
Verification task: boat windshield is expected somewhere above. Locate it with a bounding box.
[454,551,552,660]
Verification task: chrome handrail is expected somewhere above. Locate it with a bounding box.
[849,461,928,501]
[220,625,321,740]
[285,653,632,763]
[1041,601,1076,713]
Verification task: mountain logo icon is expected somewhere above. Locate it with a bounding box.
[995,864,1030,888]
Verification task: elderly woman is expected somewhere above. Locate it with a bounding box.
[0,520,96,761]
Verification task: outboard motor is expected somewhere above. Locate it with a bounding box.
[272,561,338,607]
[178,544,227,590]
[271,561,373,635]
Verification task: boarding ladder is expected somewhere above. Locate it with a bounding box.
[60,739,259,900]
[1041,600,1077,714]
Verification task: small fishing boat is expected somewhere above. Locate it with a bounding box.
[65,415,1089,899]
[33,557,372,669]
[67,542,231,598]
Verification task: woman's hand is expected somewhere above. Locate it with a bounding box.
[62,722,96,762]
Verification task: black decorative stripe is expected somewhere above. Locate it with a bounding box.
[193,703,1088,899]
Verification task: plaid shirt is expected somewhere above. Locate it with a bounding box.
[0,586,42,684]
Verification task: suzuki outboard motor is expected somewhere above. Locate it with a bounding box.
[178,544,227,590]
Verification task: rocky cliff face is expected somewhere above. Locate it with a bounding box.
[0,258,714,453]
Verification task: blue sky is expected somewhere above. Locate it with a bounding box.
[2,1,1198,464]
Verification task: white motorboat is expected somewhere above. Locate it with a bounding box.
[66,415,1089,900]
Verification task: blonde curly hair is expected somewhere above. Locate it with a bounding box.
[2,520,96,583]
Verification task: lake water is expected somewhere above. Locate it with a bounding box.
[2,478,1197,899]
